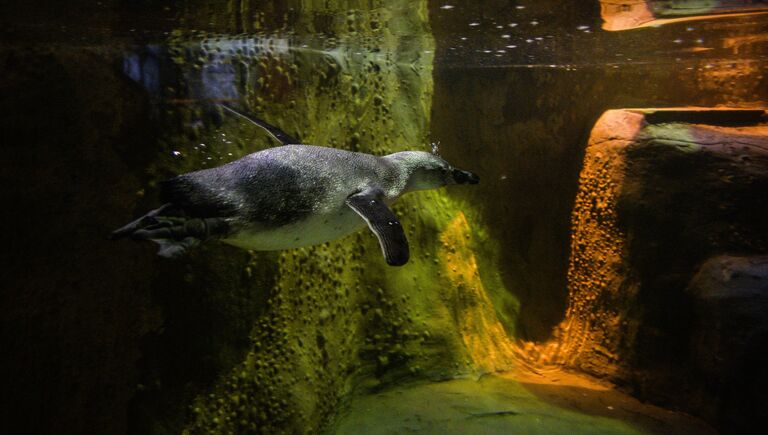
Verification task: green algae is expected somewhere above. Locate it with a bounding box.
[138,3,517,433]
[333,376,646,435]
[134,2,524,433]
[0,1,756,434]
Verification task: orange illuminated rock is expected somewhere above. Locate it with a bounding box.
[600,0,768,31]
[539,107,768,429]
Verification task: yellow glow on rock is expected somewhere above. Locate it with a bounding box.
[439,211,516,373]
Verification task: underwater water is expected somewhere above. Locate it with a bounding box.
[2,0,767,434]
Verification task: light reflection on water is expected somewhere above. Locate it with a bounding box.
[430,2,768,69]
[5,1,767,71]
[109,1,768,172]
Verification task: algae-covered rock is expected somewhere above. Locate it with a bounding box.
[128,2,518,434]
[0,0,521,432]
[9,1,764,433]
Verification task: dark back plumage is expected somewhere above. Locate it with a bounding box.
[160,146,386,228]
[160,175,237,218]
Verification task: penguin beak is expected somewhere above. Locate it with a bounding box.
[452,168,480,185]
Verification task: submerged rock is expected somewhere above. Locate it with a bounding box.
[600,0,768,31]
[532,108,768,429]
[687,255,768,431]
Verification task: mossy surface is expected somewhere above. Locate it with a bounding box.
[118,2,521,433]
[334,375,646,435]
[4,1,758,434]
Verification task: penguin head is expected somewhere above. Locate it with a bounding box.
[389,151,479,192]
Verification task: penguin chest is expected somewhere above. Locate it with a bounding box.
[222,207,365,251]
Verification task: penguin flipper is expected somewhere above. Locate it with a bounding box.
[346,188,410,266]
[219,104,300,145]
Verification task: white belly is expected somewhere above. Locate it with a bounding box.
[221,207,366,251]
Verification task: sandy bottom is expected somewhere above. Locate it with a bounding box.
[333,369,716,434]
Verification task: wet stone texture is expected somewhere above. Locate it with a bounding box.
[600,0,768,31]
[3,1,767,434]
[532,108,768,430]
[0,1,518,433]
[687,255,768,433]
[137,2,517,434]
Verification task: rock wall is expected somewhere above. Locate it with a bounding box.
[600,0,768,31]
[533,108,768,427]
[121,2,520,433]
[687,255,768,432]
[1,0,529,431]
[4,1,768,433]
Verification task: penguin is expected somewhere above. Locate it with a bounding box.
[111,105,479,266]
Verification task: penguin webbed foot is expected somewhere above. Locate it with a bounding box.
[111,204,230,258]
[156,237,200,258]
[131,216,189,240]
[131,217,229,241]
[146,217,228,258]
[109,203,181,240]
